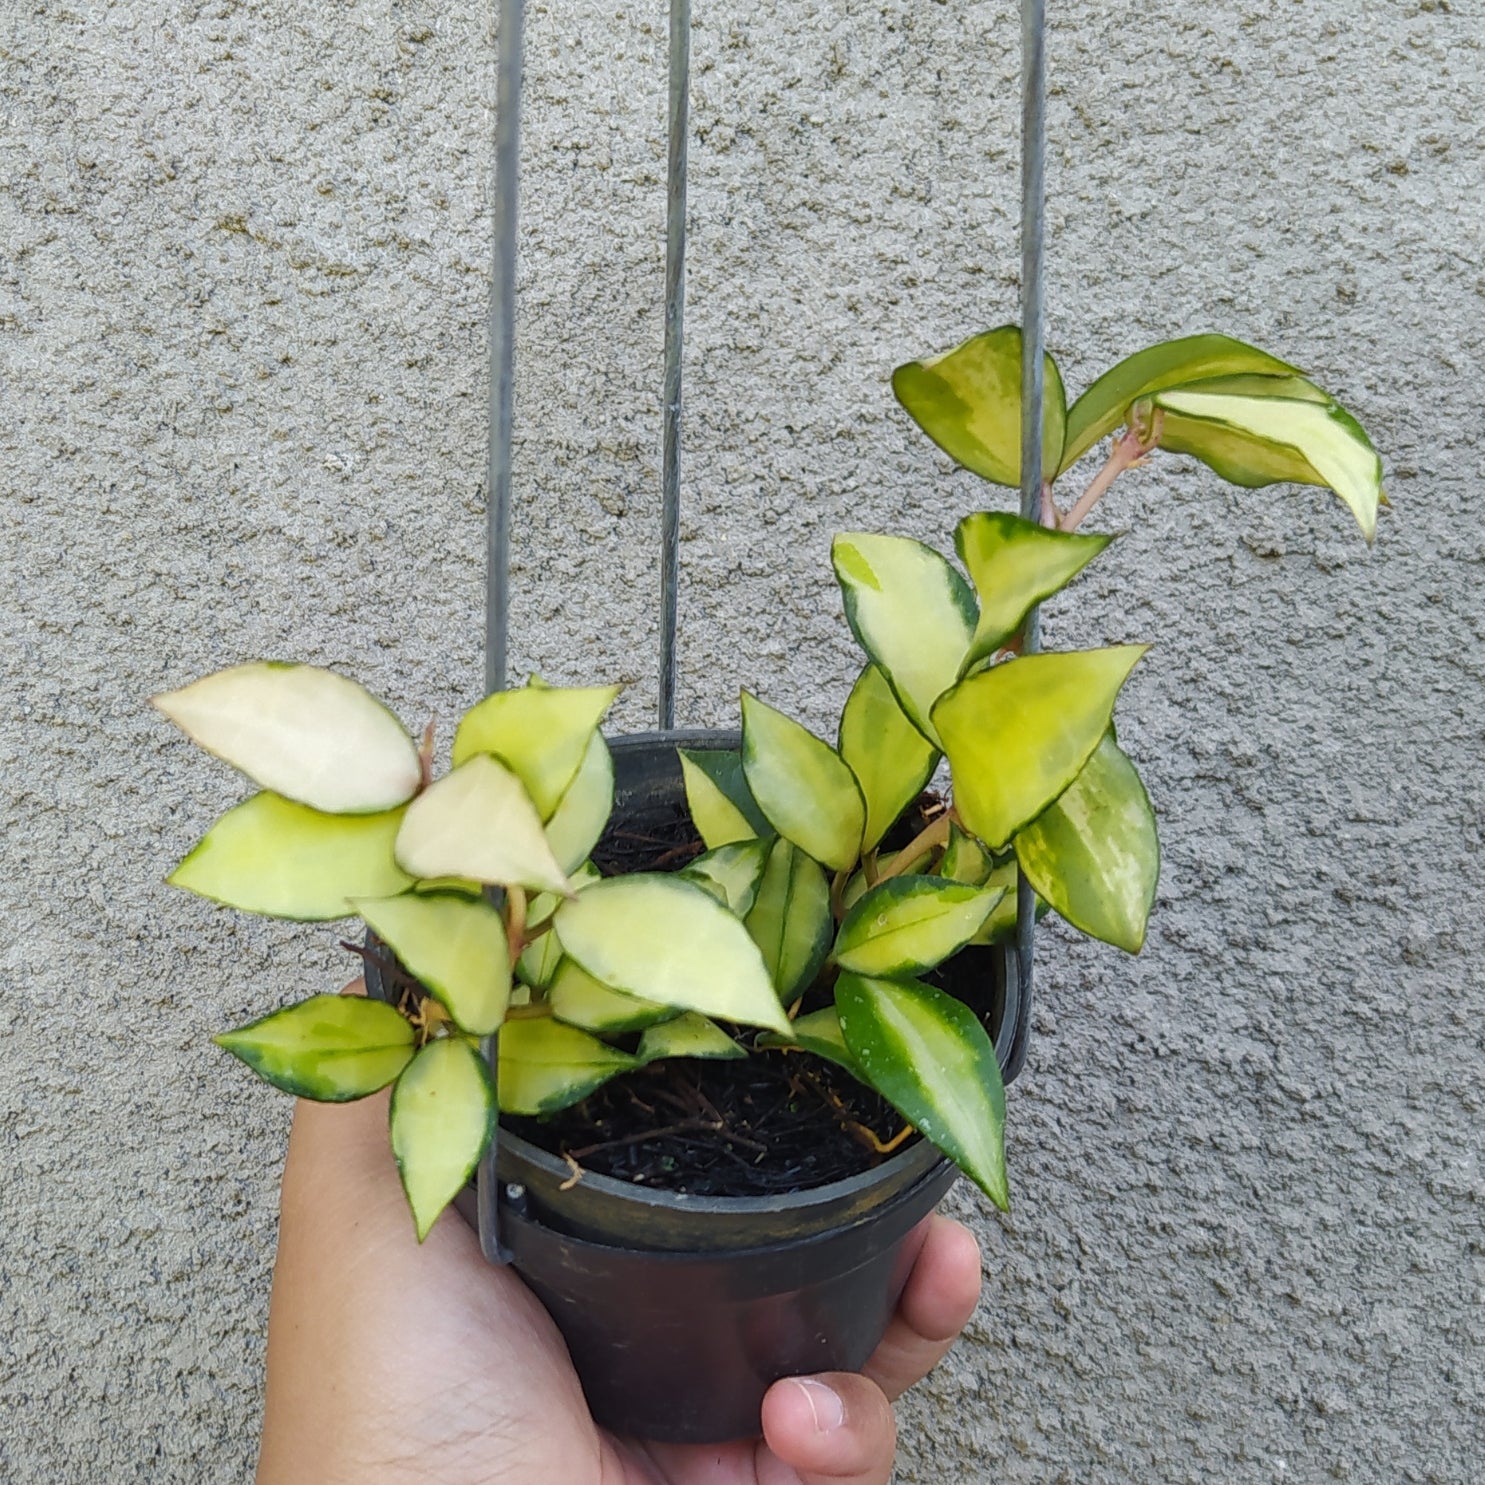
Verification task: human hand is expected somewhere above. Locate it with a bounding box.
[255,981,983,1485]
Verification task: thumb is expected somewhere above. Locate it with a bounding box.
[758,1372,896,1485]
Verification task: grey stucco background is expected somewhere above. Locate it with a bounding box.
[3,0,1482,1479]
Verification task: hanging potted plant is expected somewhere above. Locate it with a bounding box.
[153,327,1381,1442]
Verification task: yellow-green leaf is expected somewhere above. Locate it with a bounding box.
[153,662,422,815]
[892,325,1066,487]
[390,1037,496,1240]
[834,875,1005,979]
[215,994,415,1100]
[518,865,599,990]
[744,836,834,1005]
[497,1017,640,1116]
[678,748,768,849]
[832,533,976,747]
[452,682,620,818]
[547,956,678,1034]
[637,1013,745,1063]
[681,838,772,918]
[839,664,940,854]
[758,1006,862,1077]
[554,874,789,1033]
[354,891,512,1035]
[836,974,1007,1209]
[741,692,865,872]
[933,646,1149,850]
[1015,732,1160,953]
[544,731,614,872]
[170,792,412,920]
[940,825,993,886]
[969,854,1051,945]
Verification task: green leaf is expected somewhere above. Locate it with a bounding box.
[836,974,1008,1209]
[547,956,678,1034]
[681,838,772,918]
[451,681,620,818]
[1152,384,1382,541]
[153,662,422,815]
[170,792,413,919]
[215,994,415,1100]
[892,325,1067,487]
[834,875,1005,979]
[637,1013,745,1063]
[838,664,940,854]
[354,891,512,1035]
[678,748,769,849]
[497,1017,640,1116]
[544,732,614,872]
[940,825,993,886]
[744,836,834,1005]
[831,533,976,747]
[554,874,790,1033]
[1060,334,1298,473]
[1014,732,1160,953]
[740,692,865,873]
[757,1006,863,1077]
[390,1037,496,1241]
[969,854,1051,945]
[394,754,570,895]
[954,512,1114,671]
[933,646,1149,849]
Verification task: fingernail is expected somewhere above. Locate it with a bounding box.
[792,1378,845,1433]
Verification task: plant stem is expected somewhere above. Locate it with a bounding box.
[417,719,436,791]
[505,885,528,968]
[1060,411,1165,533]
[874,812,953,884]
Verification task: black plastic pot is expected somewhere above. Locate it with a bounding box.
[369,730,1028,1443]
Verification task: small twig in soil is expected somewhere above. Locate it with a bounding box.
[559,1152,585,1191]
[566,1118,767,1161]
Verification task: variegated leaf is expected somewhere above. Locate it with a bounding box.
[839,664,940,854]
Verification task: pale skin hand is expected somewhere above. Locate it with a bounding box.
[256,987,984,1485]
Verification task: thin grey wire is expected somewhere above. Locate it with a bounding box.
[659,0,691,730]
[1010,0,1047,1085]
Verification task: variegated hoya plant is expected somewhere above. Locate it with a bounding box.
[157,331,1381,1239]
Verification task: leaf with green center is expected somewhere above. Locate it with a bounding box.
[153,662,422,815]
[394,754,569,895]
[215,994,415,1100]
[834,875,1005,979]
[390,1037,496,1241]
[1014,732,1160,953]
[892,325,1066,487]
[933,646,1149,849]
[554,874,789,1033]
[970,854,1051,945]
[836,974,1008,1209]
[638,1014,745,1063]
[740,693,865,872]
[743,836,834,1005]
[954,513,1114,671]
[170,793,412,919]
[681,838,772,918]
[451,682,620,819]
[544,732,614,872]
[940,825,993,886]
[1152,385,1382,541]
[678,748,769,848]
[758,1006,863,1077]
[354,891,511,1035]
[839,664,940,853]
[497,1017,641,1116]
[547,957,678,1034]
[831,533,976,747]
[1059,334,1298,473]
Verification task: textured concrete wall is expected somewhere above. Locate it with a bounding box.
[3,0,1482,1479]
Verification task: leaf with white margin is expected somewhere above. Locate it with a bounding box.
[839,664,939,853]
[954,513,1114,672]
[452,682,620,818]
[681,837,772,918]
[548,957,678,1034]
[833,875,1005,979]
[153,662,422,815]
[1014,732,1160,953]
[744,836,834,1005]
[394,754,569,894]
[215,994,415,1100]
[555,874,789,1033]
[933,646,1149,850]
[757,1005,862,1078]
[170,792,412,919]
[836,973,1008,1209]
[544,731,614,872]
[832,533,976,747]
[741,691,865,872]
[637,1013,745,1063]
[354,891,511,1035]
[678,748,769,849]
[497,1017,640,1116]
